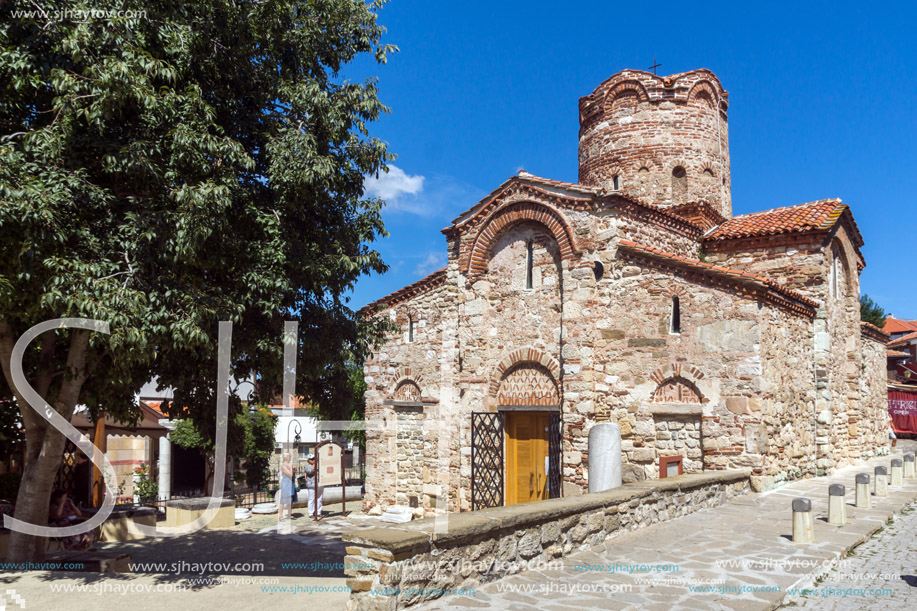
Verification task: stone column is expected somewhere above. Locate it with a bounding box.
[158,419,176,501]
[588,423,622,493]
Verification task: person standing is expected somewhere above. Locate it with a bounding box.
[278,453,294,532]
[305,453,323,519]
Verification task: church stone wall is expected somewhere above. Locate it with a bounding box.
[363,282,458,515]
[860,335,890,457]
[755,307,817,488]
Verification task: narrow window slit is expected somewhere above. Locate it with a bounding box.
[525,240,534,289]
[671,297,681,334]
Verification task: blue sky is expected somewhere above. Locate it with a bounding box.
[347,0,917,319]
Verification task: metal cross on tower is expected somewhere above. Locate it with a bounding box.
[648,56,662,75]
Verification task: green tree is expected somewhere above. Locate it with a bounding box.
[239,406,277,490]
[343,361,368,448]
[0,0,394,561]
[171,405,276,493]
[860,294,887,328]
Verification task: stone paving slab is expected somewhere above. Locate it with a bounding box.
[417,449,917,611]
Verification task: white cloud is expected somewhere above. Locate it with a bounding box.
[414,252,446,277]
[364,165,424,201]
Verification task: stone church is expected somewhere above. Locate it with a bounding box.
[361,68,890,516]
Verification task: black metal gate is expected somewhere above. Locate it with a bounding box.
[471,412,504,510]
[548,412,562,499]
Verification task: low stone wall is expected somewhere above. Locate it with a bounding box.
[164,497,234,530]
[343,469,750,610]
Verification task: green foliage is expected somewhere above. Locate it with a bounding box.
[132,463,158,502]
[170,418,210,453]
[860,294,887,328]
[343,362,367,448]
[239,406,277,489]
[171,404,277,489]
[0,0,395,449]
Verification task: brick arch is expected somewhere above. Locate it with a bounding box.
[669,159,691,174]
[830,237,854,287]
[603,79,651,111]
[649,363,706,387]
[389,367,426,400]
[464,202,579,278]
[687,80,720,107]
[487,347,561,398]
[652,376,704,404]
[394,307,418,325]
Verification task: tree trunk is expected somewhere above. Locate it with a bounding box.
[0,325,89,562]
[7,426,67,561]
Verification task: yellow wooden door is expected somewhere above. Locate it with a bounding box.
[506,412,549,505]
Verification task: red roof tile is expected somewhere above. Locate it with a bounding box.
[887,350,911,358]
[861,320,891,344]
[889,331,917,347]
[361,268,447,314]
[617,240,818,317]
[883,317,917,335]
[706,199,849,242]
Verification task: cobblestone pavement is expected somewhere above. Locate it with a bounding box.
[417,444,917,611]
[790,499,917,610]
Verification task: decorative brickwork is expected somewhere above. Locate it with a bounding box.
[578,69,732,217]
[652,377,703,403]
[496,364,560,406]
[392,381,421,402]
[464,201,580,278]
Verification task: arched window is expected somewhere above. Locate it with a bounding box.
[408,315,414,343]
[593,261,605,281]
[612,175,620,190]
[832,255,840,300]
[671,296,681,334]
[672,166,687,200]
[525,240,534,289]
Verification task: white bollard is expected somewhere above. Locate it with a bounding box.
[874,466,888,497]
[827,484,846,525]
[792,498,815,543]
[905,454,916,479]
[855,473,871,508]
[890,459,903,487]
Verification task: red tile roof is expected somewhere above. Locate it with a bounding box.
[887,350,911,358]
[361,268,447,314]
[884,317,917,335]
[861,321,891,344]
[706,199,855,243]
[889,331,917,347]
[617,240,817,317]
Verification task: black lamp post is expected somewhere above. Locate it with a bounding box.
[287,419,302,450]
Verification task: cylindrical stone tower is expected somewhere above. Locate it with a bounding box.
[578,68,732,218]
